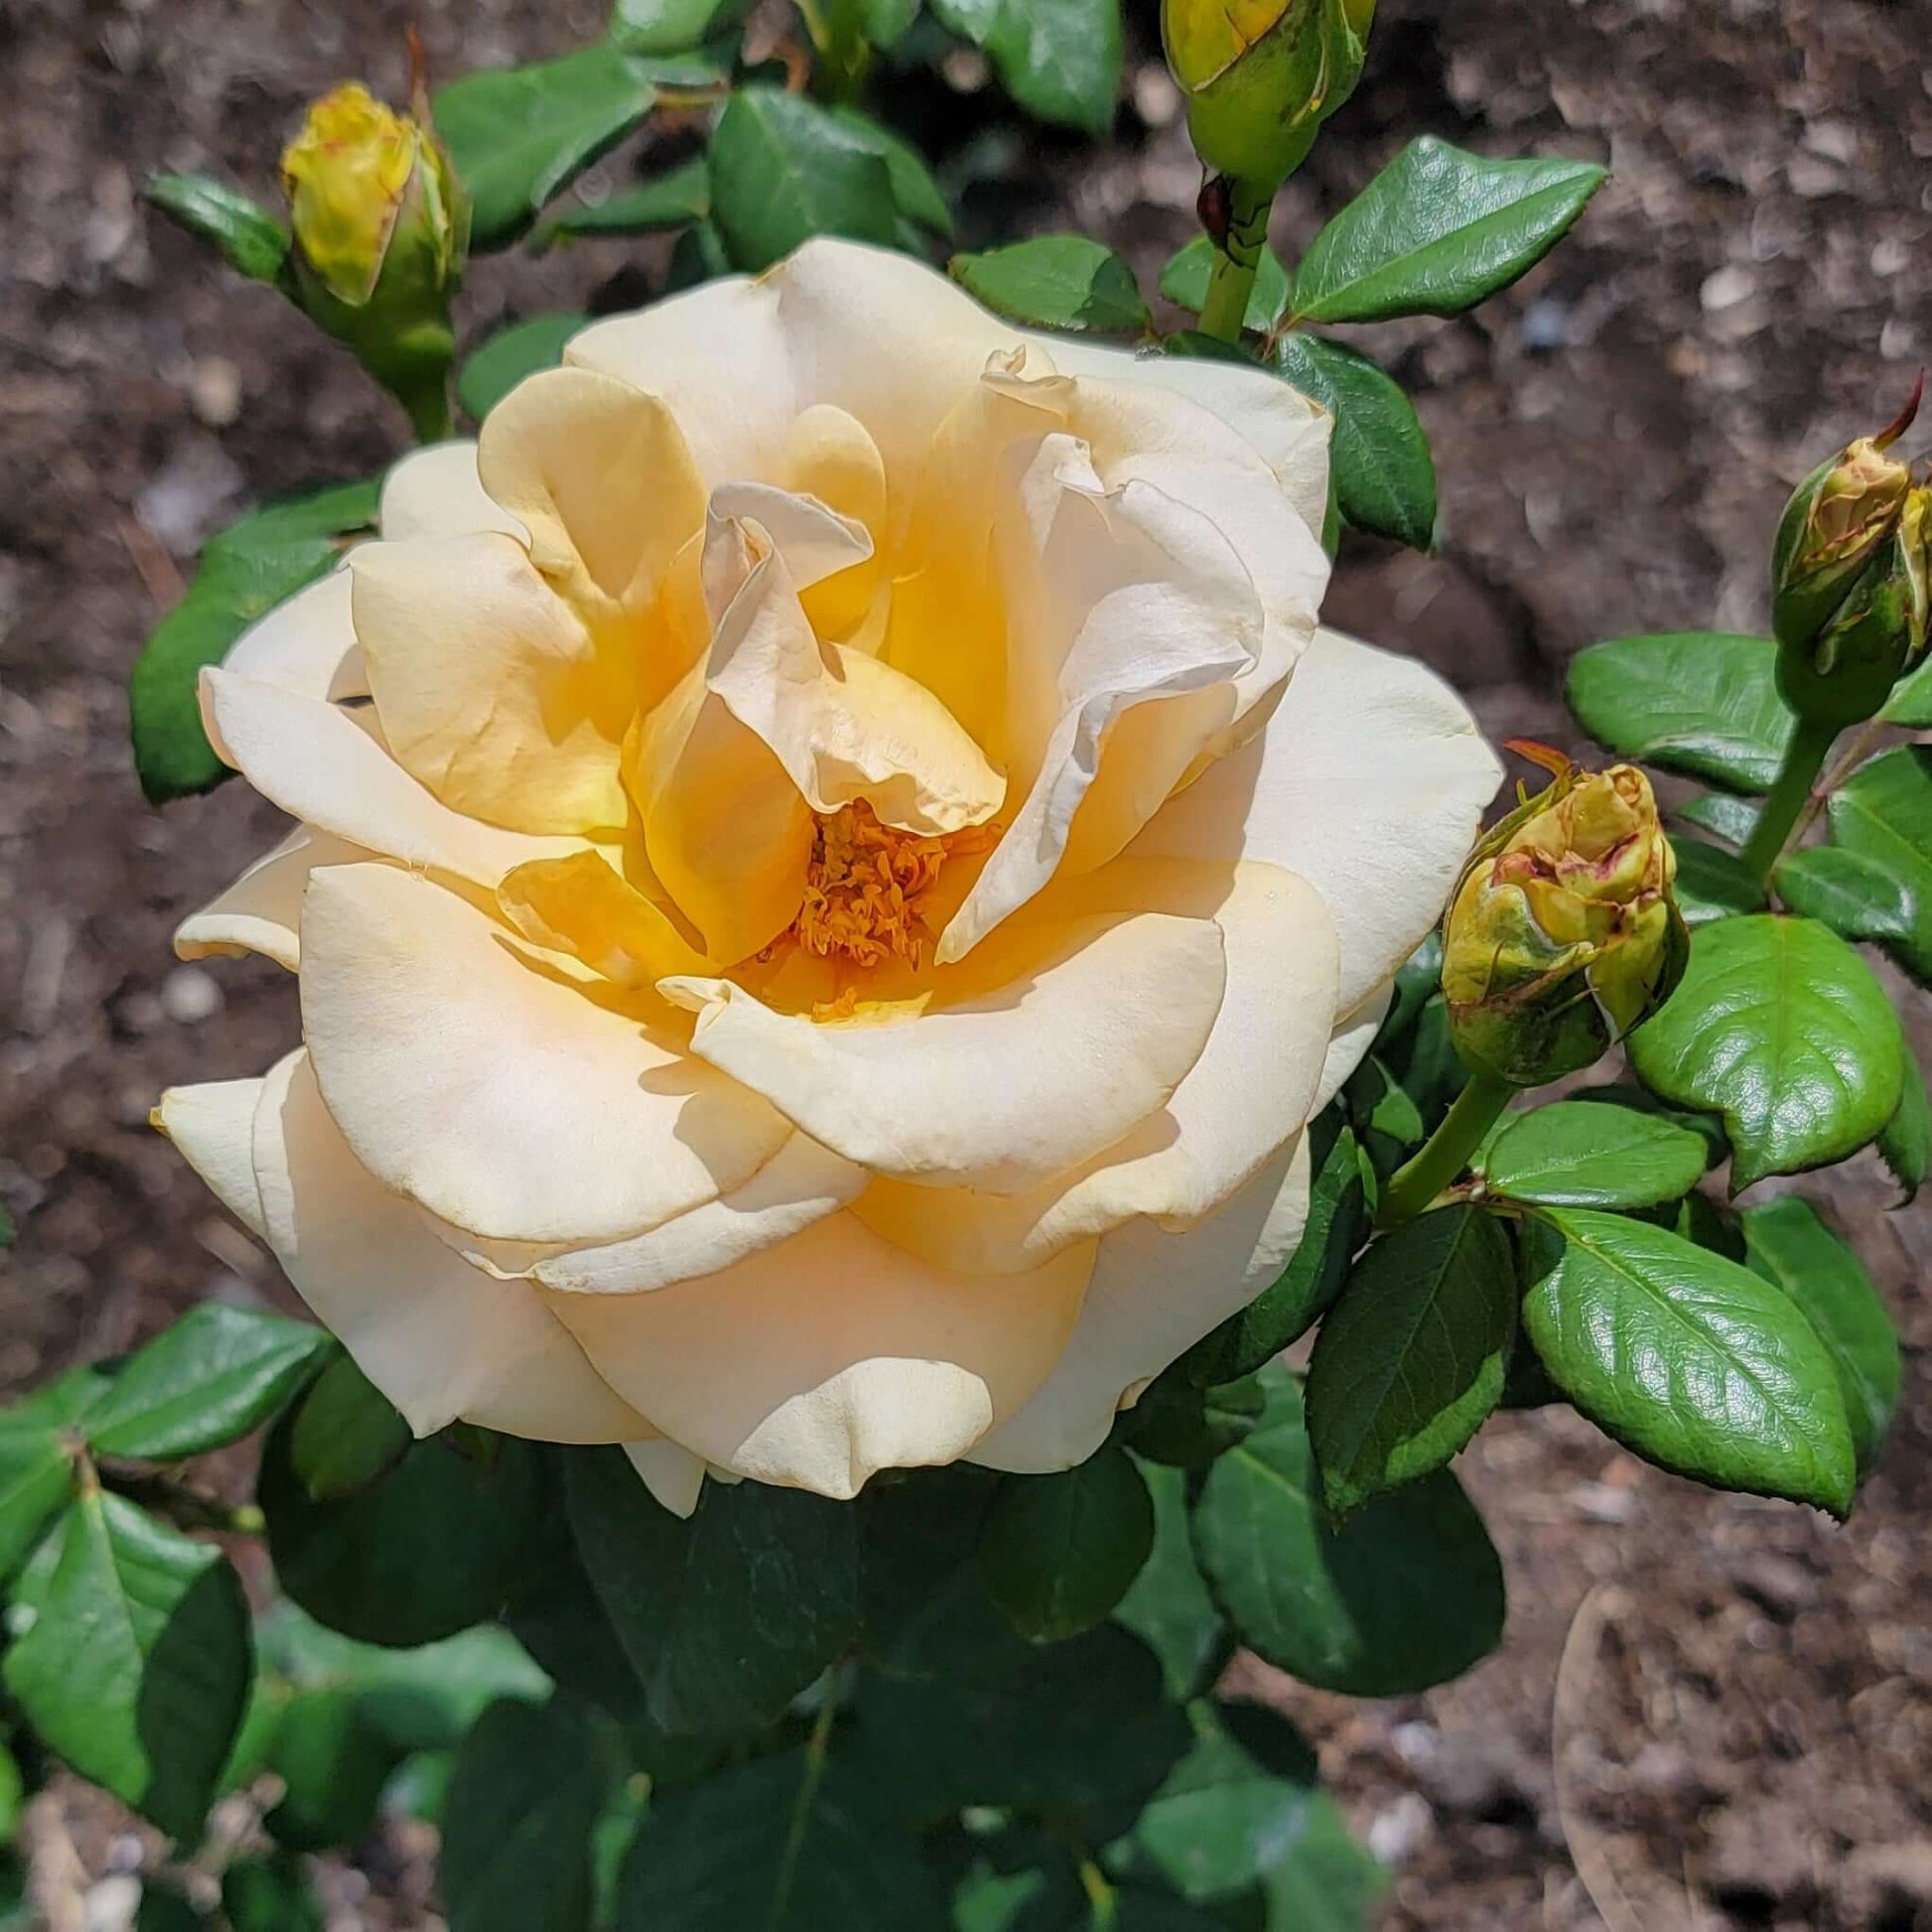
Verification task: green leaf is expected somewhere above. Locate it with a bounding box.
[86,1306,329,1461]
[1566,632,1793,793]
[1676,790,1763,848]
[619,1746,941,1930]
[129,480,379,803]
[708,86,899,271]
[951,236,1149,336]
[1111,1461,1225,1701]
[666,217,732,292]
[1124,1369,1264,1468]
[1159,236,1292,332]
[857,1465,998,1667]
[1785,746,1932,982]
[144,175,289,281]
[259,1414,544,1647]
[1190,1366,1504,1696]
[1306,1206,1515,1514]
[1628,913,1905,1187]
[1182,1122,1368,1386]
[286,1353,413,1503]
[259,1689,402,1851]
[220,1855,324,1932]
[457,313,587,421]
[1878,1043,1929,1200]
[829,107,954,235]
[436,48,666,251]
[1479,1100,1712,1209]
[0,1431,76,1585]
[862,0,923,47]
[942,0,1121,135]
[1881,651,1932,725]
[133,1880,207,1932]
[1272,334,1436,549]
[564,1445,859,1737]
[1289,136,1604,325]
[978,1446,1154,1642]
[537,156,711,246]
[1523,1208,1857,1514]
[443,1697,604,1932]
[5,1490,251,1840]
[1670,835,1768,927]
[1740,1198,1899,1479]
[608,0,750,54]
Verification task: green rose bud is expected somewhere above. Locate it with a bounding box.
[1442,749,1688,1088]
[279,79,468,439]
[1163,0,1376,190]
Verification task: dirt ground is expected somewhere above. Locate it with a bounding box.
[2,0,1929,1926]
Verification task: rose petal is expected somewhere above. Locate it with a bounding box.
[378,440,527,544]
[153,1078,270,1238]
[496,849,714,987]
[174,825,371,971]
[223,569,365,703]
[622,1438,706,1518]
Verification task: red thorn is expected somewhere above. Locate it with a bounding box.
[1874,368,1924,451]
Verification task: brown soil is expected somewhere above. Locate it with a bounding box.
[3,0,1928,1926]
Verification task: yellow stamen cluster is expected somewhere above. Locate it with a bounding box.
[794,801,992,970]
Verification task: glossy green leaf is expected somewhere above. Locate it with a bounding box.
[709,86,898,271]
[1272,334,1437,548]
[862,0,923,47]
[619,1747,941,1930]
[1741,1198,1899,1479]
[1190,1366,1504,1696]
[857,1464,998,1668]
[260,1414,544,1648]
[830,106,954,235]
[1290,137,1603,324]
[537,157,710,247]
[1158,236,1292,332]
[666,217,732,292]
[1675,790,1762,848]
[565,1445,859,1737]
[1124,1369,1264,1468]
[937,0,1121,135]
[458,313,587,421]
[1182,1122,1367,1386]
[857,1623,1187,1837]
[1628,914,1904,1187]
[130,479,379,802]
[1566,632,1793,793]
[1523,1207,1856,1513]
[1112,1461,1225,1701]
[951,236,1149,335]
[0,1431,76,1584]
[1791,746,1932,981]
[443,1698,604,1932]
[1878,1044,1929,1200]
[1881,652,1932,725]
[5,1491,250,1840]
[436,48,666,250]
[259,1689,400,1851]
[86,1305,329,1461]
[1670,834,1768,926]
[978,1446,1154,1642]
[1480,1100,1712,1208]
[286,1353,413,1503]
[608,0,751,53]
[1306,1205,1515,1514]
[144,175,289,282]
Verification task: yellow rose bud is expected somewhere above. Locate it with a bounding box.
[281,83,421,305]
[1443,749,1687,1088]
[1162,0,1376,188]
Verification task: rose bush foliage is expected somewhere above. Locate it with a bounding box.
[157,240,1498,1512]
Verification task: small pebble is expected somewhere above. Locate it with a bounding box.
[161,964,223,1025]
[189,354,241,427]
[1699,264,1756,313]
[82,1875,140,1932]
[1367,1791,1435,1865]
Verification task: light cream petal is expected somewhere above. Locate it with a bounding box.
[350,533,628,835]
[476,366,706,612]
[622,1438,705,1518]
[658,900,1226,1193]
[708,483,873,590]
[935,437,1261,962]
[174,825,372,971]
[223,569,365,704]
[199,668,586,890]
[547,1211,1093,1498]
[153,1078,269,1239]
[1315,984,1391,1115]
[496,850,715,987]
[378,441,528,544]
[251,1051,649,1443]
[300,863,790,1244]
[534,1135,866,1296]
[1021,331,1333,540]
[1129,625,1503,1018]
[968,1133,1313,1472]
[855,857,1336,1268]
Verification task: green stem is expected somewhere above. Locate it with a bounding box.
[768,1673,842,1929]
[100,1465,265,1537]
[1196,177,1275,345]
[1739,714,1839,884]
[1077,1858,1117,1930]
[395,370,454,444]
[1377,1070,1515,1227]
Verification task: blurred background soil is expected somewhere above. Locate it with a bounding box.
[2,0,1930,1925]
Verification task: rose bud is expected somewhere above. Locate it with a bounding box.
[1162,0,1377,189]
[1443,750,1687,1088]
[279,79,468,439]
